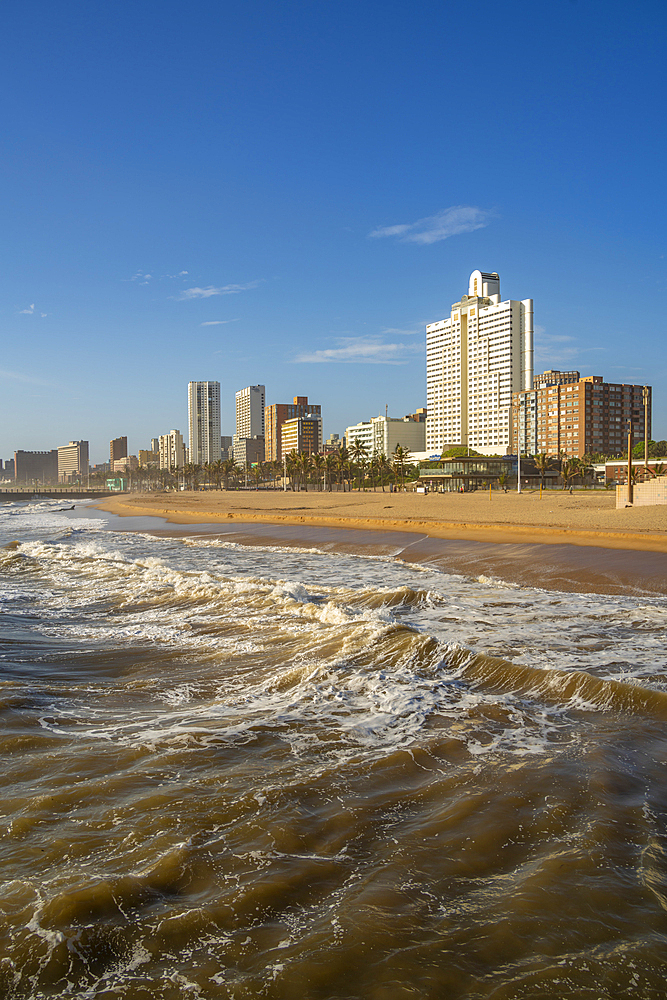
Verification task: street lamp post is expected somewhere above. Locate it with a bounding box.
[643,385,650,477]
[627,418,633,505]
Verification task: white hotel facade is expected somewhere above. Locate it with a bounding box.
[426,270,533,456]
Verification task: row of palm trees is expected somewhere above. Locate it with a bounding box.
[92,442,418,492]
[284,442,415,491]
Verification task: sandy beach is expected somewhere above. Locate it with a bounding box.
[95,488,667,553]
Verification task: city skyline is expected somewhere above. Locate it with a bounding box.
[1,1,666,462]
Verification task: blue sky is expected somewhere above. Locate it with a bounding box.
[2,0,666,464]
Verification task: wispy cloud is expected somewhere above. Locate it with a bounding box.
[19,304,47,317]
[0,368,58,387]
[178,280,262,300]
[128,270,152,284]
[368,205,494,245]
[380,326,422,336]
[200,319,240,326]
[294,336,423,365]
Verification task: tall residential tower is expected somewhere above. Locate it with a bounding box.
[426,270,533,456]
[188,381,221,465]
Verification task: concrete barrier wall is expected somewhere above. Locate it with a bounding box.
[616,476,667,508]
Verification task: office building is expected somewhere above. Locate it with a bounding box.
[113,455,139,473]
[533,370,580,390]
[188,381,221,465]
[14,450,58,484]
[159,430,186,470]
[426,270,533,456]
[138,449,159,468]
[150,438,159,453]
[323,433,341,454]
[221,436,233,460]
[511,375,651,458]
[265,396,322,462]
[3,459,15,479]
[281,416,321,457]
[110,437,128,464]
[233,436,265,468]
[57,441,89,482]
[345,414,426,457]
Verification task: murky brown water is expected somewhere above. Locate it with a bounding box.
[2,500,667,998]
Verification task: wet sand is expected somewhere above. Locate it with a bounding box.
[95,489,667,553]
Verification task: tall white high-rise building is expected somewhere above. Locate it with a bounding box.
[235,385,265,438]
[188,381,221,465]
[426,270,533,456]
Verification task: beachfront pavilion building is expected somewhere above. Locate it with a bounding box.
[266,397,322,463]
[57,440,89,482]
[345,413,426,458]
[511,374,652,458]
[188,381,221,465]
[419,455,516,492]
[426,270,533,456]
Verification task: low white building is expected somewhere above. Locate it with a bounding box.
[345,414,426,458]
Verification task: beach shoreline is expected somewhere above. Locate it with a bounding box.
[93,489,667,554]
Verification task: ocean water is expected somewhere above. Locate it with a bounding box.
[1,497,667,999]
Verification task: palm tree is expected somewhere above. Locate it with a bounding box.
[210,459,224,490]
[298,452,312,490]
[532,452,552,491]
[561,457,581,490]
[311,452,324,491]
[335,444,350,492]
[376,453,390,492]
[222,458,237,490]
[349,440,369,490]
[285,450,300,490]
[323,454,337,491]
[392,444,411,490]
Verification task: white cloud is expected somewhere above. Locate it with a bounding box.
[19,304,47,316]
[380,326,422,336]
[294,336,423,365]
[0,368,58,386]
[128,270,152,284]
[200,319,240,326]
[368,205,494,245]
[178,280,262,300]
